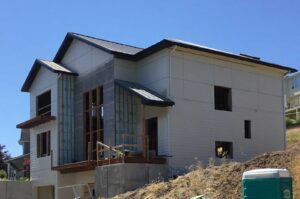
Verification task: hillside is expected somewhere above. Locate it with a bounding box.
[112,133,300,199]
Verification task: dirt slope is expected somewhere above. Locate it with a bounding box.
[113,141,300,199]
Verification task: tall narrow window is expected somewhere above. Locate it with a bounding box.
[36,90,51,116]
[244,120,251,139]
[37,131,51,158]
[84,87,104,160]
[214,86,232,111]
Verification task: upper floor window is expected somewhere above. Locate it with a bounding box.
[37,131,51,158]
[84,87,104,160]
[214,86,232,111]
[36,90,51,116]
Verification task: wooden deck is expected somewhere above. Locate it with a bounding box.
[52,156,166,174]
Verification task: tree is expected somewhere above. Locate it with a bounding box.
[0,144,11,170]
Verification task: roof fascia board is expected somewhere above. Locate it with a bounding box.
[53,33,74,62]
[173,46,291,74]
[171,41,296,73]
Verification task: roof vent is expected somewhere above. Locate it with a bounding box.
[239,53,261,60]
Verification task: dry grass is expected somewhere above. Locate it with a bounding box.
[112,143,300,199]
[109,129,300,199]
[286,127,300,148]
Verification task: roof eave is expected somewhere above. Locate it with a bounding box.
[167,40,297,73]
[129,39,297,74]
[21,59,78,92]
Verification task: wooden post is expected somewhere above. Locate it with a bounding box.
[88,142,91,163]
[108,139,111,165]
[146,136,149,162]
[96,142,99,166]
[122,134,125,163]
[141,104,147,159]
[51,150,53,168]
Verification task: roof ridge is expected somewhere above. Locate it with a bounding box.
[69,32,144,50]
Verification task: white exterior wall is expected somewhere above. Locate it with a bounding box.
[30,121,58,186]
[136,49,170,96]
[169,49,286,168]
[114,58,137,82]
[29,67,58,118]
[115,50,171,156]
[136,50,171,156]
[28,67,59,198]
[61,39,113,75]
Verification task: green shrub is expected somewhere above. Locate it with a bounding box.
[286,117,298,126]
[0,170,7,179]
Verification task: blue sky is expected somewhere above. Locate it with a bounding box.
[1,1,300,156]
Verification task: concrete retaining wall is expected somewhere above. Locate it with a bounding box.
[0,181,32,199]
[95,163,169,198]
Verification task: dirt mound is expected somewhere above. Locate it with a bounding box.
[112,142,300,199]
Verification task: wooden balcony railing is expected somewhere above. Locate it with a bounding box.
[96,134,147,166]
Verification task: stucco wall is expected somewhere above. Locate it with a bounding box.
[0,181,32,199]
[168,49,285,168]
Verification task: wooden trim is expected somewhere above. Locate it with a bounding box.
[37,134,40,158]
[52,156,166,174]
[47,131,51,156]
[16,115,56,129]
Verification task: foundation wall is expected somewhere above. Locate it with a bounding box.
[95,163,169,198]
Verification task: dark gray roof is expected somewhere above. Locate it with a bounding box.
[54,33,297,73]
[72,33,143,55]
[21,59,78,92]
[39,60,74,73]
[5,153,30,170]
[22,33,297,93]
[115,79,175,107]
[54,32,143,62]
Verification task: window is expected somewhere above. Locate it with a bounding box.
[84,87,104,160]
[293,76,300,89]
[215,141,233,159]
[36,90,51,116]
[244,120,251,139]
[214,86,232,111]
[37,131,51,158]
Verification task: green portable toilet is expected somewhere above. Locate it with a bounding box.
[242,168,293,199]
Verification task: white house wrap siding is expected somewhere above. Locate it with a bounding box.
[58,74,75,165]
[168,49,285,168]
